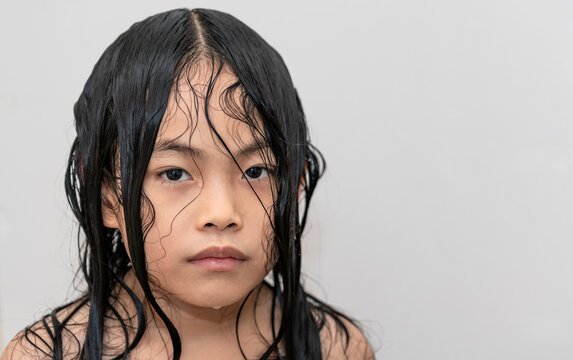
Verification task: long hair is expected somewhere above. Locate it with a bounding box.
[22,8,355,359]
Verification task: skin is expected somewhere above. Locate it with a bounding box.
[100,64,280,358]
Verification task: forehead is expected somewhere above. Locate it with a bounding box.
[156,61,265,150]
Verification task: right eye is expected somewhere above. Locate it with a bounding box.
[160,168,191,182]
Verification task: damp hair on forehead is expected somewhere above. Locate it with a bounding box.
[163,57,276,173]
[156,56,279,214]
[145,58,280,274]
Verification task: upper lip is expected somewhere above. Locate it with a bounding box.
[188,246,247,261]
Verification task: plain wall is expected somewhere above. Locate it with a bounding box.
[2,0,573,358]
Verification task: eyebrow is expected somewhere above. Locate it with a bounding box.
[153,139,270,160]
[153,140,206,159]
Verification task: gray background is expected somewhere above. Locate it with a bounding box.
[1,0,573,359]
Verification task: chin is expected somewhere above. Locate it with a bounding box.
[176,284,258,310]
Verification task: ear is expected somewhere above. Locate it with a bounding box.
[298,162,308,199]
[101,180,120,229]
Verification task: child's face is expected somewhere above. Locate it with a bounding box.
[105,65,276,310]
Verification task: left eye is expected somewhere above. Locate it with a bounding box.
[244,167,268,180]
[160,168,191,182]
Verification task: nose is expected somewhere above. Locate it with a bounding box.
[194,178,242,232]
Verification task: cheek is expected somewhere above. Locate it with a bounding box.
[255,209,277,273]
[143,236,183,290]
[139,204,168,261]
[143,231,167,263]
[138,212,181,283]
[142,217,183,266]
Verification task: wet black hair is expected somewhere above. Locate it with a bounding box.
[19,8,365,360]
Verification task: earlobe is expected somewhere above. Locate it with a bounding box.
[298,164,307,199]
[101,182,120,228]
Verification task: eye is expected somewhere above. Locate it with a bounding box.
[160,168,191,182]
[243,166,268,180]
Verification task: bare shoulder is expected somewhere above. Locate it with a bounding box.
[318,312,375,360]
[1,301,88,360]
[1,326,53,360]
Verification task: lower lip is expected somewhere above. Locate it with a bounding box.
[189,257,244,271]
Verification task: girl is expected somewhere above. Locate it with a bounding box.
[2,8,373,360]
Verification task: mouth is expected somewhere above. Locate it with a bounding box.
[187,246,246,271]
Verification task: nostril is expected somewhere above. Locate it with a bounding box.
[201,221,239,230]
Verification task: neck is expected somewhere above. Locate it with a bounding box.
[119,269,278,354]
